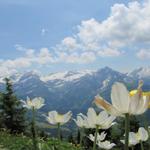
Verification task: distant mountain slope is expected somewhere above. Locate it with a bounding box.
[128,66,150,79]
[0,67,150,114]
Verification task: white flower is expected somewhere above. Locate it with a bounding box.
[121,127,148,146]
[88,132,107,142]
[136,127,149,142]
[73,114,88,128]
[88,132,116,150]
[94,82,149,117]
[84,108,116,129]
[46,111,72,125]
[121,132,139,146]
[97,131,107,141]
[21,97,45,110]
[97,140,116,150]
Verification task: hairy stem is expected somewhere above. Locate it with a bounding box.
[57,123,61,141]
[93,125,99,150]
[80,128,84,147]
[140,141,144,150]
[124,113,130,150]
[143,114,150,146]
[31,107,38,150]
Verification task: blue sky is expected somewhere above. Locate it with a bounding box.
[0,0,149,76]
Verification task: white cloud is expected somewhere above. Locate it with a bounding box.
[0,68,17,78]
[80,52,96,63]
[38,48,51,57]
[25,49,35,57]
[0,47,55,77]
[136,49,150,59]
[0,58,30,77]
[2,58,31,69]
[98,48,122,57]
[56,51,96,63]
[36,48,55,64]
[61,37,78,51]
[1,0,150,77]
[103,1,150,45]
[55,0,150,59]
[14,44,26,51]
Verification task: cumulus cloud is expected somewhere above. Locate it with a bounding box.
[0,47,55,77]
[56,51,96,63]
[36,48,55,64]
[61,37,78,51]
[1,0,150,77]
[56,0,150,59]
[0,68,17,78]
[103,1,150,45]
[98,48,122,57]
[0,46,96,77]
[136,49,150,59]
[25,49,35,57]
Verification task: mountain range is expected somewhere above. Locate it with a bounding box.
[0,66,150,114]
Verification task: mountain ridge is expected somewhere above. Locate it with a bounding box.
[0,66,149,114]
[0,66,149,84]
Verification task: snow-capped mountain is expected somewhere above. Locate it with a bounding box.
[0,67,149,114]
[128,66,150,79]
[41,70,95,82]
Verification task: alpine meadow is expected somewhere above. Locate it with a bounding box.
[0,0,150,150]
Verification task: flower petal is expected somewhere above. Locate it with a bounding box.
[129,132,139,146]
[32,97,45,109]
[63,111,72,124]
[94,95,121,116]
[97,111,108,124]
[97,132,107,141]
[97,140,116,150]
[87,108,97,126]
[47,111,58,125]
[129,91,141,114]
[88,134,95,142]
[101,115,116,129]
[111,82,130,114]
[138,127,148,141]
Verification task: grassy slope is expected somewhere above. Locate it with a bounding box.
[0,131,81,150]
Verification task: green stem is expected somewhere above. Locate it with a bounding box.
[93,125,99,150]
[31,107,38,150]
[148,128,150,145]
[131,146,134,150]
[124,113,130,150]
[140,141,144,150]
[143,114,150,146]
[80,128,84,147]
[57,123,61,141]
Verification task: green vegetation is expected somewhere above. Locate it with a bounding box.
[0,78,26,133]
[0,131,81,150]
[0,78,149,150]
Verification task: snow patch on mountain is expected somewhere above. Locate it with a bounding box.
[41,70,95,82]
[102,78,111,88]
[128,66,150,78]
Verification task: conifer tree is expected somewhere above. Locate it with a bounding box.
[2,78,26,134]
[0,92,4,128]
[77,129,80,144]
[68,133,74,144]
